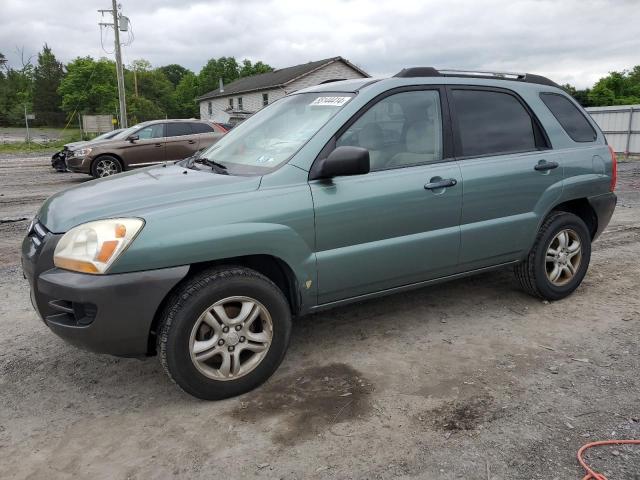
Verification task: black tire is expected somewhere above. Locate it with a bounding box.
[158,266,292,400]
[91,155,122,178]
[514,211,591,301]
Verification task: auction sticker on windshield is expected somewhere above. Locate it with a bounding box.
[310,96,351,107]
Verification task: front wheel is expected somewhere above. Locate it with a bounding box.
[158,267,292,400]
[91,155,122,178]
[514,211,591,301]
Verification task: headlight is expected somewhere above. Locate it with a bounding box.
[72,147,93,157]
[54,218,144,274]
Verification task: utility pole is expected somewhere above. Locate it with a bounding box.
[99,1,127,128]
[24,105,30,144]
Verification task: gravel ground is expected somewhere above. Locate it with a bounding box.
[1,155,639,480]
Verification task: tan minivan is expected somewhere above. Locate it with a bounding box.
[66,119,226,178]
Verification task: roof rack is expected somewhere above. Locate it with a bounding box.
[393,67,559,88]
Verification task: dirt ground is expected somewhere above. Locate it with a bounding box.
[1,154,639,480]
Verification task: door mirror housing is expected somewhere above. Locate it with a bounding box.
[128,134,139,143]
[311,146,370,180]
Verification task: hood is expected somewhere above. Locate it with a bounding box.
[38,164,262,233]
[63,140,88,150]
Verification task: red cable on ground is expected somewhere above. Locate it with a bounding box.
[578,439,640,480]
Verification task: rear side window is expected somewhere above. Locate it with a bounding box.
[452,89,537,157]
[191,122,215,134]
[166,122,193,137]
[539,93,596,142]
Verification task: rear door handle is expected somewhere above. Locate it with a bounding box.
[424,178,457,190]
[534,160,559,171]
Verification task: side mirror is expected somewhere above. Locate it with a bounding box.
[310,146,370,180]
[128,134,139,143]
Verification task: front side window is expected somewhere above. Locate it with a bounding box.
[336,90,443,171]
[452,89,537,157]
[166,122,193,137]
[136,123,164,140]
[198,93,354,175]
[540,92,596,142]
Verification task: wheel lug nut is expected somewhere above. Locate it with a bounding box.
[235,325,242,331]
[228,346,235,352]
[222,326,229,333]
[218,339,225,346]
[239,336,245,343]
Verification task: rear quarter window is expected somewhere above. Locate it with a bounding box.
[539,93,596,142]
[191,122,215,134]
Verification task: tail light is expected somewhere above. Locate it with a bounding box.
[608,145,617,192]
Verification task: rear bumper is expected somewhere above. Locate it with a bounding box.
[22,227,189,357]
[588,192,617,240]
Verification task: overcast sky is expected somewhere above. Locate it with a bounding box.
[1,0,638,88]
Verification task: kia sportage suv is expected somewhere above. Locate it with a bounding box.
[23,68,617,400]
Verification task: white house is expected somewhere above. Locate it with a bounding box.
[197,57,369,124]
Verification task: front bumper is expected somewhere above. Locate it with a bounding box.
[65,155,92,173]
[22,223,189,357]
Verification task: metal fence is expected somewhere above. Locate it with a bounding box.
[586,105,640,155]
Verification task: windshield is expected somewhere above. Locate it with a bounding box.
[93,129,121,141]
[197,93,354,175]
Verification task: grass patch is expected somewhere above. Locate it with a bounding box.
[0,130,83,154]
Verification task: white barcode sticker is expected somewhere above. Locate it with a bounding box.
[309,96,351,107]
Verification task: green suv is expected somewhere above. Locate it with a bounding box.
[22,68,617,400]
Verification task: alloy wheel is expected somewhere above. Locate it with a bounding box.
[189,296,273,381]
[95,159,120,177]
[545,228,582,286]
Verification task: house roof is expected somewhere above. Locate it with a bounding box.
[197,56,369,101]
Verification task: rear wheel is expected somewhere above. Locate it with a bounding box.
[514,211,591,301]
[158,266,291,400]
[91,155,122,178]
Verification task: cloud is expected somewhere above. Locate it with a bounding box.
[1,0,638,88]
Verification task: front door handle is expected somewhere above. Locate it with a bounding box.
[187,140,196,144]
[534,160,559,171]
[154,143,163,148]
[424,178,457,190]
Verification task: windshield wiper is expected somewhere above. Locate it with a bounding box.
[183,156,229,175]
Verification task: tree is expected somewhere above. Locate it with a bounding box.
[32,44,65,126]
[58,57,118,117]
[239,59,273,78]
[587,68,640,106]
[0,49,35,126]
[124,60,175,118]
[127,95,164,123]
[198,56,240,95]
[173,72,199,118]
[158,64,191,87]
[197,57,273,95]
